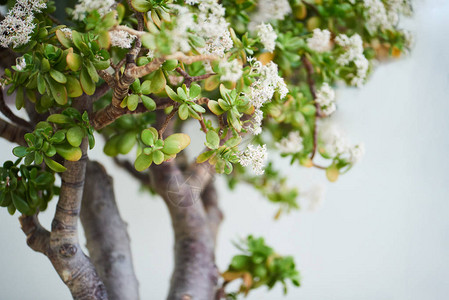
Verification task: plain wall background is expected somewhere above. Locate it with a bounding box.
[0,1,448,299]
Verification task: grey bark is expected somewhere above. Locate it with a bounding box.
[81,160,140,300]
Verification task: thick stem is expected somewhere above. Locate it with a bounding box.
[201,181,223,246]
[49,140,108,300]
[0,118,27,146]
[151,161,219,300]
[81,160,140,300]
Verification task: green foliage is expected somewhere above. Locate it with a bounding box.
[165,83,205,120]
[0,160,58,216]
[223,235,300,296]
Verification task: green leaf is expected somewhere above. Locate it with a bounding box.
[118,132,137,154]
[141,128,157,146]
[127,94,139,111]
[134,153,153,171]
[37,73,46,94]
[152,150,164,165]
[224,136,242,148]
[13,146,28,158]
[228,113,242,132]
[230,255,250,271]
[162,59,178,71]
[150,69,166,92]
[162,133,191,155]
[71,30,84,51]
[43,156,67,172]
[131,0,151,12]
[34,152,43,164]
[103,135,121,156]
[66,76,83,98]
[48,78,68,105]
[54,144,82,161]
[66,126,84,147]
[56,29,72,48]
[80,67,95,95]
[141,95,156,111]
[189,84,201,99]
[196,150,215,163]
[177,86,188,101]
[178,103,189,120]
[35,173,54,186]
[47,114,71,124]
[50,130,66,143]
[191,103,206,113]
[85,60,99,83]
[49,69,67,84]
[12,193,30,215]
[66,52,82,72]
[205,131,220,150]
[165,85,182,102]
[15,87,24,110]
[141,80,152,94]
[207,100,225,115]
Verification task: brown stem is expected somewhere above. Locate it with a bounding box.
[0,118,27,146]
[0,91,32,130]
[19,214,50,255]
[158,108,178,139]
[302,56,323,159]
[81,160,140,300]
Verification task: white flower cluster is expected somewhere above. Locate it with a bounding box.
[319,122,365,164]
[238,144,268,175]
[109,30,136,49]
[60,27,73,39]
[363,0,411,33]
[196,0,233,57]
[256,23,277,52]
[251,0,291,25]
[245,61,288,135]
[275,131,304,154]
[219,59,243,82]
[15,57,27,71]
[167,5,196,53]
[335,33,369,87]
[248,61,288,109]
[246,109,263,135]
[315,83,336,116]
[72,0,115,21]
[307,29,332,53]
[0,0,46,48]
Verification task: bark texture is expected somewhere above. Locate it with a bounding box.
[152,161,219,300]
[81,160,140,300]
[20,140,108,300]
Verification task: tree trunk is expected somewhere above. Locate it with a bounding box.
[81,160,140,300]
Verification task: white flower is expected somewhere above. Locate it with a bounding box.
[276,131,304,154]
[72,0,115,21]
[363,0,390,33]
[60,27,72,39]
[335,33,369,87]
[238,144,268,175]
[251,0,291,26]
[196,0,233,57]
[15,57,27,71]
[219,59,243,82]
[348,143,365,164]
[256,23,277,52]
[246,108,263,135]
[319,121,364,164]
[248,62,288,109]
[0,0,46,48]
[307,29,332,53]
[315,83,336,116]
[167,4,196,53]
[185,0,199,5]
[109,30,136,49]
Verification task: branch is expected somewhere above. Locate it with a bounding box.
[19,214,50,255]
[81,160,139,300]
[0,118,27,146]
[48,139,108,299]
[150,161,219,300]
[0,91,32,130]
[302,56,323,159]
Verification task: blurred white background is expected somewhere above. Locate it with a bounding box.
[1,1,449,299]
